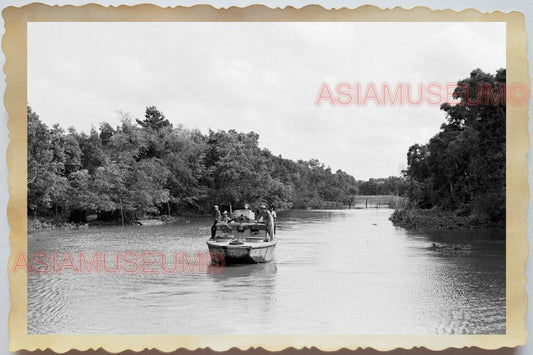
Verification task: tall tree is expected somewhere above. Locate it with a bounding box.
[403,69,505,222]
[136,106,172,131]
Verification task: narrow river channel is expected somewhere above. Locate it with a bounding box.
[27,208,505,335]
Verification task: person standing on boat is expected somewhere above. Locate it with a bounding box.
[258,204,274,240]
[270,207,277,234]
[211,205,221,239]
[213,205,221,222]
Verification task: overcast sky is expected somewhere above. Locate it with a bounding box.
[28,22,505,179]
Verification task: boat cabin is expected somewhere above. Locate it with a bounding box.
[231,209,255,223]
[215,222,269,241]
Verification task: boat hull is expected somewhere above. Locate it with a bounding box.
[206,240,277,264]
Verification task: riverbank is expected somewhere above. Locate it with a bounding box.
[29,200,409,231]
[27,215,191,232]
[389,209,504,230]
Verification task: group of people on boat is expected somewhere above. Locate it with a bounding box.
[211,203,277,240]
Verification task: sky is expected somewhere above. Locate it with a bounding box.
[27,22,505,179]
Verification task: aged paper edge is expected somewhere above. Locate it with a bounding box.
[3,3,529,353]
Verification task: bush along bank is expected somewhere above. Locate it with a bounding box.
[389,209,504,230]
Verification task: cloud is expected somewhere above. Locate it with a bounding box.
[28,22,505,179]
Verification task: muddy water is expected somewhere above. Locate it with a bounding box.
[27,208,505,334]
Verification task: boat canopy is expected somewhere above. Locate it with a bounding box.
[232,209,255,222]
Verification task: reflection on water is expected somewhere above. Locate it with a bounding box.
[27,209,505,334]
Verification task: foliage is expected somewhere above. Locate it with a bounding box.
[402,69,506,224]
[136,106,172,131]
[28,105,388,223]
[389,208,494,230]
[358,176,409,197]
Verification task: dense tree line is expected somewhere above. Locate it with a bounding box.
[29,105,401,223]
[403,69,506,224]
[357,177,409,196]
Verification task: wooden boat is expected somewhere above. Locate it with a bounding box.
[206,209,277,265]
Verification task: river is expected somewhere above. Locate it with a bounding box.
[27,208,505,335]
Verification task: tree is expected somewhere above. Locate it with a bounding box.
[403,69,505,223]
[27,107,70,216]
[163,127,209,212]
[136,106,172,131]
[67,169,97,222]
[129,158,171,214]
[93,162,132,225]
[77,128,107,174]
[99,122,115,146]
[28,104,373,223]
[205,130,271,206]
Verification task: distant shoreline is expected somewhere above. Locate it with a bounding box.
[27,200,407,231]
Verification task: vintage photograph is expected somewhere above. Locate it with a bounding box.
[23,19,508,337]
[23,19,509,337]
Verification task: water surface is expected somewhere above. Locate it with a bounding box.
[28,209,505,334]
